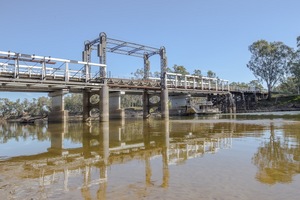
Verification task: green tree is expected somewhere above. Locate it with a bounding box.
[247,40,293,100]
[131,68,144,79]
[248,80,264,91]
[152,71,161,78]
[0,97,51,119]
[65,93,83,114]
[229,82,248,90]
[121,95,142,107]
[275,77,298,94]
[192,69,202,77]
[131,68,161,79]
[289,36,300,94]
[36,96,51,116]
[171,65,189,75]
[206,70,216,78]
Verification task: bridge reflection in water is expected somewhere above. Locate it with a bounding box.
[0,119,235,199]
[1,116,300,199]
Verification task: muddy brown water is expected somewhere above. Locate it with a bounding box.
[1,111,300,199]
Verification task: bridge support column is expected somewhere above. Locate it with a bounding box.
[160,47,169,119]
[228,93,236,113]
[100,84,109,122]
[161,88,169,118]
[241,92,246,111]
[109,91,125,119]
[143,54,150,80]
[82,89,91,122]
[48,89,69,123]
[143,91,150,118]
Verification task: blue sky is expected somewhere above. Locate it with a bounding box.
[1,0,300,101]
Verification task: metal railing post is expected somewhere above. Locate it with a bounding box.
[65,62,69,82]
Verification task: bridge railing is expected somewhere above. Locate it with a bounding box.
[0,50,106,83]
[229,86,266,93]
[165,72,230,91]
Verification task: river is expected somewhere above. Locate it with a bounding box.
[1,111,300,200]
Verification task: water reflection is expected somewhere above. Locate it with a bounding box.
[1,116,300,199]
[252,122,300,184]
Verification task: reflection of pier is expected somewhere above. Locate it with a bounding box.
[0,120,233,199]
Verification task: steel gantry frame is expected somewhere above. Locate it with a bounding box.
[83,32,169,119]
[83,32,168,84]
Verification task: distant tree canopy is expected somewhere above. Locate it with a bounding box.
[248,80,264,90]
[131,68,144,79]
[64,94,83,114]
[289,36,300,94]
[192,69,202,77]
[131,68,161,79]
[247,40,293,100]
[229,80,264,91]
[0,97,51,119]
[171,64,190,75]
[131,65,210,79]
[206,70,216,78]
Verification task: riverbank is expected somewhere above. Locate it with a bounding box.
[247,95,300,113]
[2,95,300,123]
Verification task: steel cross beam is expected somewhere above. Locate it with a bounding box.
[85,33,160,58]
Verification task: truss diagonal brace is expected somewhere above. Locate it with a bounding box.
[128,46,144,55]
[110,42,127,52]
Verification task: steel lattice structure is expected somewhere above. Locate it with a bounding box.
[85,33,161,58]
[83,32,168,86]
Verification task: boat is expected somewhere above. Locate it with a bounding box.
[169,96,220,115]
[186,101,221,114]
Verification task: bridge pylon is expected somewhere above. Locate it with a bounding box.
[48,89,69,123]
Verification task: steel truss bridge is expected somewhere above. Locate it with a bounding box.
[0,33,265,121]
[0,50,256,94]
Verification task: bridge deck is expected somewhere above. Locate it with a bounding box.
[0,50,263,94]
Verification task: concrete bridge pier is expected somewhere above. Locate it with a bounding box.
[143,91,150,118]
[48,89,69,123]
[227,93,236,113]
[100,84,109,122]
[109,91,125,119]
[161,89,169,118]
[82,89,102,122]
[82,88,123,122]
[82,89,91,122]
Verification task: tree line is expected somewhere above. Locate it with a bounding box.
[0,97,51,119]
[131,64,217,79]
[0,93,89,119]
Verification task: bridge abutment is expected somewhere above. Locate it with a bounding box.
[48,89,69,123]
